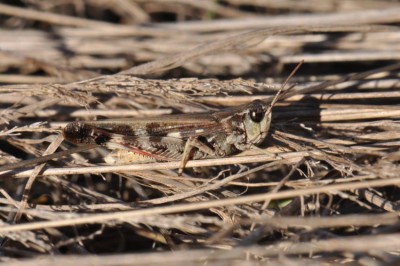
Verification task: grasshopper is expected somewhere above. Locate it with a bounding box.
[63,64,301,174]
[63,99,273,175]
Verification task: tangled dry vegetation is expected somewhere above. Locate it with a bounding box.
[0,1,400,265]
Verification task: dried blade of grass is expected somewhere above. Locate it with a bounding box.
[205,174,378,189]
[280,61,400,100]
[0,108,172,119]
[127,172,199,200]
[0,74,59,84]
[242,213,397,228]
[161,8,400,32]
[0,3,171,37]
[85,0,150,23]
[282,50,400,64]
[275,108,400,121]
[259,233,400,256]
[287,91,400,101]
[0,176,399,233]
[0,3,115,28]
[0,50,98,82]
[142,159,302,205]
[231,0,400,13]
[4,234,400,266]
[200,90,400,106]
[327,120,400,128]
[260,159,304,210]
[199,78,400,106]
[271,133,367,177]
[319,109,400,121]
[273,130,386,157]
[160,0,253,18]
[0,144,97,173]
[9,135,64,224]
[0,98,59,126]
[6,152,308,178]
[119,25,394,76]
[43,175,126,205]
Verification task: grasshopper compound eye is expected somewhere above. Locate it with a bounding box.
[249,105,265,123]
[246,100,268,123]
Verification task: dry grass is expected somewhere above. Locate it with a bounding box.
[0,1,400,265]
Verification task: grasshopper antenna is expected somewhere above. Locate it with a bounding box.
[269,60,304,109]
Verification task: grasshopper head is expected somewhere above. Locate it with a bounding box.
[242,100,272,146]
